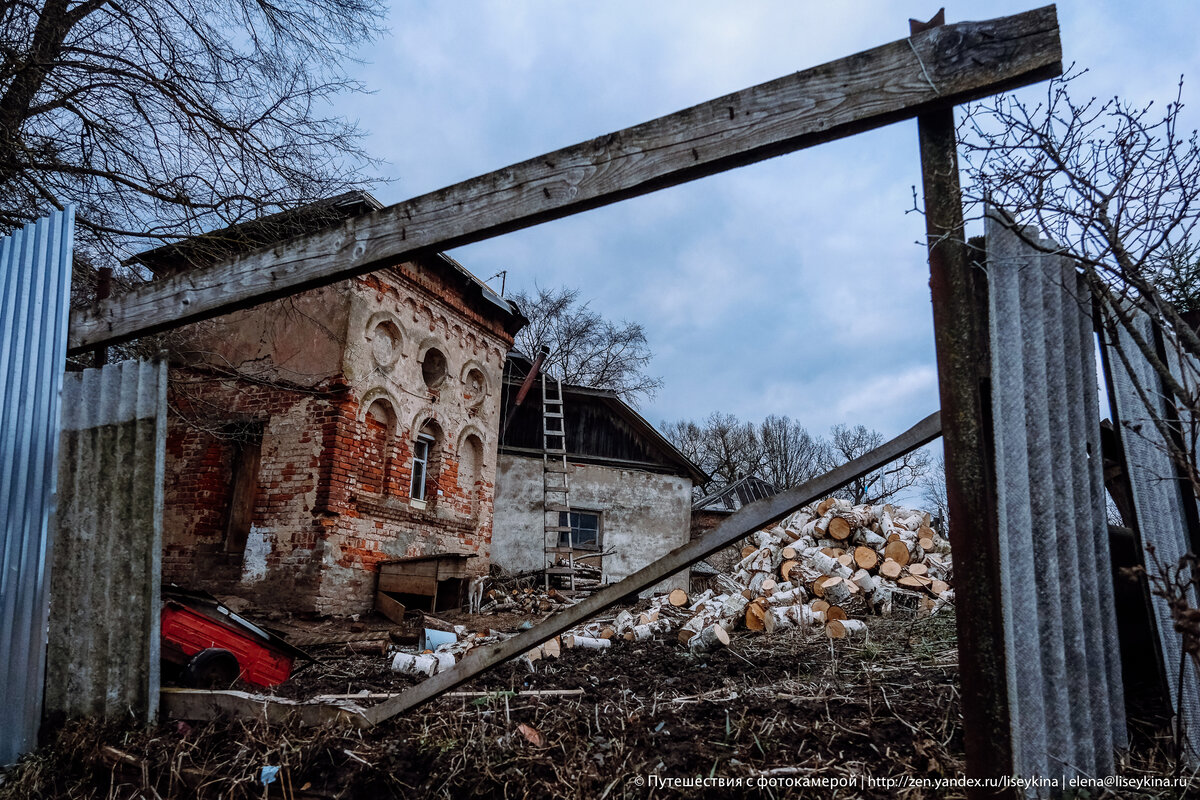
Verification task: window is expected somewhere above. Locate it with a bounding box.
[411,434,434,501]
[558,510,601,549]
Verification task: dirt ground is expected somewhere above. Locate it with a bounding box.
[0,610,1194,799]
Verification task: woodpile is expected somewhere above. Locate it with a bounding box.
[385,499,951,677]
[480,585,576,614]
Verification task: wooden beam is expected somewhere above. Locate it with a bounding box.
[68,6,1061,353]
[160,688,370,727]
[913,13,1012,791]
[362,410,941,726]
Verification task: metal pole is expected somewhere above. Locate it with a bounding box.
[911,12,1013,797]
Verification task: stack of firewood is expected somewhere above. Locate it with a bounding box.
[480,585,576,614]
[391,499,952,676]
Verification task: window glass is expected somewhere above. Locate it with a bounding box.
[411,437,430,500]
[558,510,600,549]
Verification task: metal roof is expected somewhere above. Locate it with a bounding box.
[693,475,779,513]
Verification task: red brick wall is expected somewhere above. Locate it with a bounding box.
[162,259,512,615]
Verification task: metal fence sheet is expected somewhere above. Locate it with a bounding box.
[0,208,75,766]
[1105,307,1200,762]
[45,359,166,723]
[987,215,1126,788]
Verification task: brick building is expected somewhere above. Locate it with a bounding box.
[146,194,525,614]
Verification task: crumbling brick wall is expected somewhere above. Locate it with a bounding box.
[161,259,515,615]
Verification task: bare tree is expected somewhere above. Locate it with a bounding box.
[827,423,929,505]
[961,70,1200,500]
[920,452,949,529]
[759,414,830,490]
[511,285,663,405]
[0,0,384,265]
[700,412,764,487]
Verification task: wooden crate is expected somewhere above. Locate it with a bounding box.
[376,554,474,612]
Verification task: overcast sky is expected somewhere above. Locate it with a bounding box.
[331,1,1200,443]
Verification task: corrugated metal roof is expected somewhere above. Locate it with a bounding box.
[46,359,166,724]
[986,215,1126,785]
[693,475,779,512]
[0,207,75,766]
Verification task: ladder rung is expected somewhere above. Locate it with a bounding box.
[544,447,566,454]
[544,463,569,473]
[543,429,565,437]
[544,412,563,419]
[545,503,570,512]
[545,525,573,533]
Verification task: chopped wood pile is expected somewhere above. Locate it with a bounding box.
[389,499,952,677]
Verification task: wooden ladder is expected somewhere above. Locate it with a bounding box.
[541,373,575,590]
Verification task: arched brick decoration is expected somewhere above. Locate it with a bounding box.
[457,432,484,520]
[361,398,397,495]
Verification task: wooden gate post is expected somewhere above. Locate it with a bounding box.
[911,13,1014,798]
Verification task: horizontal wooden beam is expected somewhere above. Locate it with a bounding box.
[68,6,1061,353]
[362,410,942,726]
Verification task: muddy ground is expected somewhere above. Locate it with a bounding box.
[0,610,1192,799]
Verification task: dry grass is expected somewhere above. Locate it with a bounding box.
[0,611,1196,798]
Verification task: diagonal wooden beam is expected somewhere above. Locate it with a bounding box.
[361,410,942,726]
[68,6,1061,353]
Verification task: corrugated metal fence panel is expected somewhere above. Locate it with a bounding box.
[1105,309,1200,762]
[986,216,1126,789]
[0,208,75,766]
[45,359,166,724]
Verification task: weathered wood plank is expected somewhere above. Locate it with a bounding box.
[361,411,942,725]
[160,688,369,727]
[68,7,1060,353]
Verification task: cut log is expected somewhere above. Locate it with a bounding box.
[760,578,777,594]
[625,619,671,641]
[858,529,886,549]
[768,586,805,605]
[668,588,689,607]
[816,498,836,516]
[391,653,438,677]
[879,559,903,580]
[689,623,730,652]
[740,545,757,559]
[771,604,823,629]
[906,563,929,577]
[825,605,848,622]
[931,579,950,596]
[822,576,852,607]
[780,560,800,581]
[886,533,902,543]
[883,540,911,566]
[811,576,830,598]
[563,634,611,650]
[781,546,798,561]
[827,516,852,541]
[897,575,926,590]
[825,619,868,640]
[745,599,771,631]
[718,593,750,628]
[837,553,855,569]
[919,537,935,551]
[810,551,851,578]
[811,599,830,613]
[853,546,878,571]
